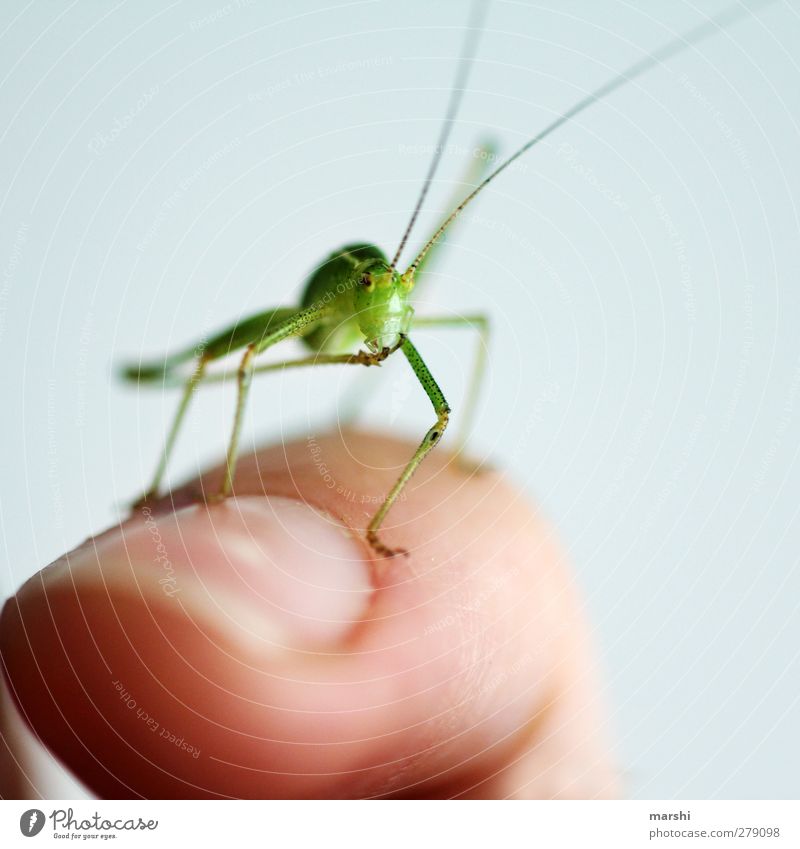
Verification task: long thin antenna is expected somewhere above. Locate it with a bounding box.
[407,0,775,274]
[390,0,490,270]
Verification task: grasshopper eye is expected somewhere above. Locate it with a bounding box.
[359,273,374,290]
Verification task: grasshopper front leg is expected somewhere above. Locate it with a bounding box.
[411,313,489,465]
[366,337,450,558]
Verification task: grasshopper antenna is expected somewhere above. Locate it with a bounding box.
[406,0,776,275]
[390,0,490,270]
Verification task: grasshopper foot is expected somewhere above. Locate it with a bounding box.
[204,490,231,506]
[366,531,409,560]
[131,490,157,511]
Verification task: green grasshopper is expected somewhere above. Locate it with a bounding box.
[122,1,770,558]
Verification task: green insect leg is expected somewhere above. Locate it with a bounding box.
[412,313,489,466]
[366,337,450,558]
[215,305,330,498]
[133,356,208,506]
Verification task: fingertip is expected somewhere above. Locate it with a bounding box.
[1,431,614,799]
[0,494,376,797]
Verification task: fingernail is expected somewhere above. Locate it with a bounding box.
[42,496,373,650]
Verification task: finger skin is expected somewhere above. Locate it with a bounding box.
[0,430,618,798]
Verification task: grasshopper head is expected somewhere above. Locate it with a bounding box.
[353,259,414,353]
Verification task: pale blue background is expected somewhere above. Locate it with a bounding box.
[1,0,798,798]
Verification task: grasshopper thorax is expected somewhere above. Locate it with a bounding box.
[353,258,414,353]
